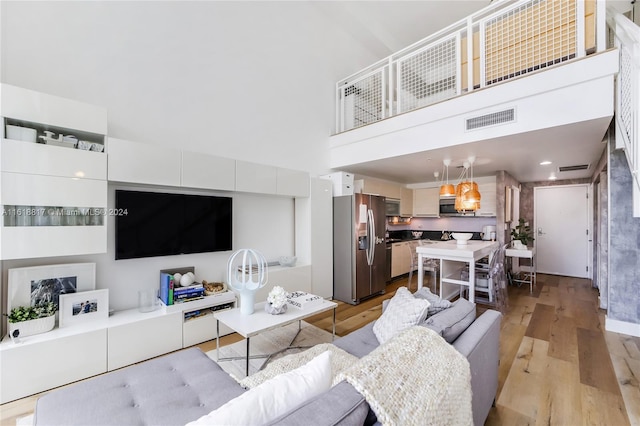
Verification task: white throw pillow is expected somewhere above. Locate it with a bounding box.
[373,286,430,344]
[186,351,332,426]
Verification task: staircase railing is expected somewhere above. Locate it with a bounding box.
[336,0,604,134]
[610,11,640,216]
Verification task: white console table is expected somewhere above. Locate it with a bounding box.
[505,246,536,292]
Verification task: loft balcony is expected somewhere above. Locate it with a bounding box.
[329,0,625,185]
[333,0,606,135]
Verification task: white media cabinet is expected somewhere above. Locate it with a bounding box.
[0,292,236,404]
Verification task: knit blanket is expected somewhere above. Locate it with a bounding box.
[239,343,358,388]
[336,326,473,426]
[239,327,472,426]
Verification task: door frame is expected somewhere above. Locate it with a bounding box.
[533,183,592,278]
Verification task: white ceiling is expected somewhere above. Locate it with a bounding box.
[339,118,612,184]
[320,0,621,184]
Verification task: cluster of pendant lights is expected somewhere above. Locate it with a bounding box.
[439,157,481,212]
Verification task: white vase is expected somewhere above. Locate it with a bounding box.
[512,240,526,250]
[8,315,55,338]
[264,303,287,315]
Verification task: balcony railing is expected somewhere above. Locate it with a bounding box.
[335,0,606,134]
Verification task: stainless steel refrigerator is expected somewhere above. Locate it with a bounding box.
[333,193,386,305]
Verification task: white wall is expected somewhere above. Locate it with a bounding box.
[0,1,379,176]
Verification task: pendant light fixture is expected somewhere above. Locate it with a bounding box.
[463,156,481,206]
[439,159,455,197]
[454,156,481,212]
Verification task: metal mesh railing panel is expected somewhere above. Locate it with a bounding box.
[618,44,634,159]
[338,70,385,132]
[397,36,458,113]
[483,0,577,86]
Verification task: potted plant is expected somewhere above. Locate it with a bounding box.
[510,218,534,249]
[5,302,56,338]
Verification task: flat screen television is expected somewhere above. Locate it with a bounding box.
[115,190,232,260]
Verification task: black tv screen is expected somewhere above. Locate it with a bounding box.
[115,190,232,260]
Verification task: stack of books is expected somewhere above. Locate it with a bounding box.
[160,272,205,305]
[286,291,323,310]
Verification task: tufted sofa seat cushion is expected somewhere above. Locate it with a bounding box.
[34,348,246,426]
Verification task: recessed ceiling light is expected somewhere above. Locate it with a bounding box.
[540,161,552,166]
[549,173,557,180]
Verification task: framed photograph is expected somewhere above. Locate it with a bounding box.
[7,263,96,314]
[59,289,109,328]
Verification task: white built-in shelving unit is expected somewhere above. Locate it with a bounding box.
[0,84,333,404]
[0,84,108,260]
[0,292,236,403]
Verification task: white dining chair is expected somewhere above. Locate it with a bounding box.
[407,240,439,293]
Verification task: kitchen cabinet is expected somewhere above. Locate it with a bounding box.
[391,241,412,277]
[1,84,108,260]
[400,187,413,216]
[475,181,497,217]
[356,178,401,199]
[413,187,440,217]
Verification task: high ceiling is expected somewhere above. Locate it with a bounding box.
[320,0,626,184]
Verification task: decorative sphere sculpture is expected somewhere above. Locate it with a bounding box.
[227,249,268,315]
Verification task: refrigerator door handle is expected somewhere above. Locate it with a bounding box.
[367,209,376,265]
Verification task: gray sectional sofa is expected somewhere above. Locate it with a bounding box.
[34,298,501,426]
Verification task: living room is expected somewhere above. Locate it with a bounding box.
[2,1,640,425]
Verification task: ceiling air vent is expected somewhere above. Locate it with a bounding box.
[558,164,590,172]
[466,108,515,131]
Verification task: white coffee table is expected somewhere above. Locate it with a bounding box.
[214,299,337,376]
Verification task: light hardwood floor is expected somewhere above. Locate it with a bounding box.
[2,274,639,425]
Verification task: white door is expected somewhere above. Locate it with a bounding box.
[534,185,590,278]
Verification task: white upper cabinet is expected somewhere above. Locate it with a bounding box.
[108,139,309,197]
[107,137,181,186]
[277,168,309,197]
[181,151,235,191]
[400,187,413,216]
[475,179,497,217]
[235,160,277,194]
[1,84,107,135]
[1,138,106,180]
[413,188,440,217]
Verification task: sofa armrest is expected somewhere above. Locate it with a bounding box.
[452,309,502,426]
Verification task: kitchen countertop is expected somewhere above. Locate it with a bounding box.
[415,240,498,259]
[387,229,485,244]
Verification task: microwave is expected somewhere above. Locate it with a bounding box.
[439,196,475,217]
[385,198,401,216]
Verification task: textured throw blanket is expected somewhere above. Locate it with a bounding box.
[336,326,473,426]
[239,343,358,388]
[239,328,472,426]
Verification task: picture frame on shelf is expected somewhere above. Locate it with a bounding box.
[58,289,109,328]
[7,263,97,315]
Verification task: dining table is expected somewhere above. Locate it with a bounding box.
[416,240,499,303]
